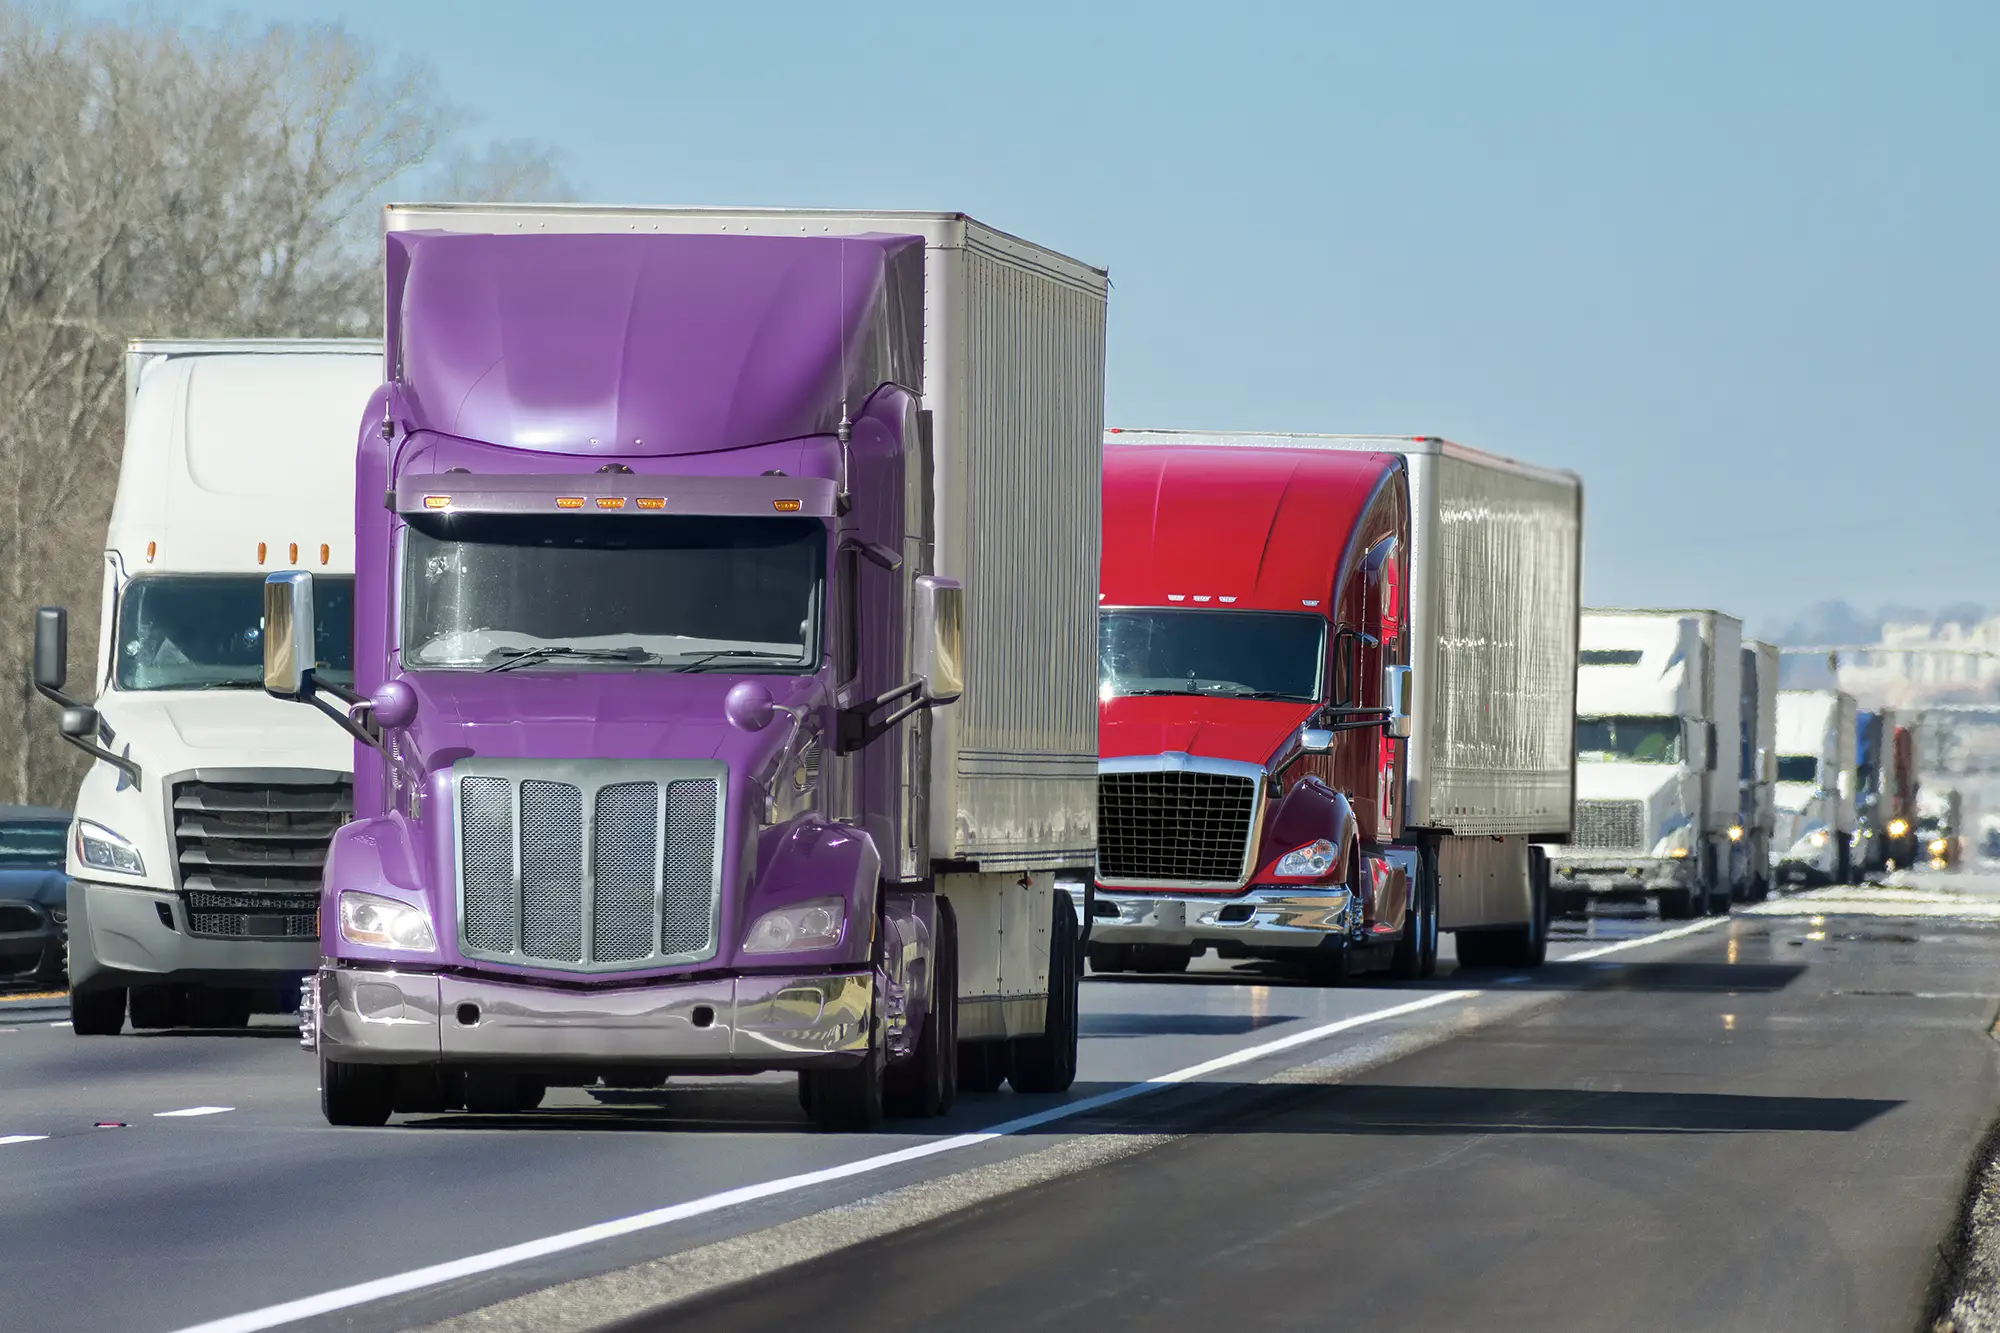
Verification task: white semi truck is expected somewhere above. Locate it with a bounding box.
[1773,688,1859,886]
[1737,640,1779,901]
[1546,609,1744,919]
[31,340,377,1034]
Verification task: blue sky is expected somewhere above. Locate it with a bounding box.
[93,1,1997,632]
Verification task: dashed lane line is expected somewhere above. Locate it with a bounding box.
[154,1107,234,1118]
[0,1135,48,1146]
[165,913,1730,1333]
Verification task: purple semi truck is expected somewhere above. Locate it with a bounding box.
[261,205,1106,1129]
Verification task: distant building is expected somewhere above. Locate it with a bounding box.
[1831,617,2000,710]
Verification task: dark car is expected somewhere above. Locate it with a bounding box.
[0,805,70,987]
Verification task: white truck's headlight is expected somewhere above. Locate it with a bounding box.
[76,821,144,876]
[338,891,437,951]
[1273,838,1338,879]
[1650,823,1693,860]
[743,898,845,953]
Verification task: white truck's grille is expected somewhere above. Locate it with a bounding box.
[1573,800,1646,852]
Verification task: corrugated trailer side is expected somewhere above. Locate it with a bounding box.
[382,205,1105,874]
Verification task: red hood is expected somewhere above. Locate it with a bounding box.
[1099,695,1313,768]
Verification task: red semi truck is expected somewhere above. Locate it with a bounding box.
[1089,431,1582,981]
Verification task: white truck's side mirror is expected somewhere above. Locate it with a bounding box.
[1383,665,1413,739]
[263,571,317,699]
[912,576,964,704]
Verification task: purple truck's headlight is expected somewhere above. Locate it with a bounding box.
[338,890,438,951]
[743,898,845,953]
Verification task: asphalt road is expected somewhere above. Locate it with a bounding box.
[1,881,1996,1333]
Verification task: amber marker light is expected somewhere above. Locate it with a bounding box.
[257,542,267,565]
[555,496,585,510]
[423,496,450,510]
[319,544,330,565]
[595,497,625,510]
[145,541,156,563]
[288,543,299,564]
[772,499,802,512]
[635,497,666,510]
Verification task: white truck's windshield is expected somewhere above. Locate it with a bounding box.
[118,574,354,691]
[1575,715,1683,763]
[399,512,825,672]
[1099,608,1325,703]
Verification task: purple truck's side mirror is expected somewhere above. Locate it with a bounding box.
[724,680,776,732]
[372,680,419,730]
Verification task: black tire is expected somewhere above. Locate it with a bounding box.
[70,987,126,1036]
[1656,887,1693,920]
[1130,944,1191,974]
[463,1070,545,1114]
[1701,843,1730,917]
[1087,943,1131,974]
[1459,851,1549,969]
[1304,943,1352,985]
[806,1042,886,1131]
[128,984,178,1030]
[1008,890,1080,1094]
[1390,846,1438,981]
[956,1040,1007,1093]
[885,897,959,1119]
[321,1055,394,1127]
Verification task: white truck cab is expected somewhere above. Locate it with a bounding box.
[33,341,376,1034]
[1548,609,1744,919]
[1773,688,1858,886]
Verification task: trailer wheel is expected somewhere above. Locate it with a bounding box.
[70,986,126,1036]
[321,1055,394,1127]
[1008,889,1080,1094]
[1459,850,1549,969]
[1390,844,1438,981]
[886,896,959,1119]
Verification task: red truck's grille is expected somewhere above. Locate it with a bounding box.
[1098,769,1257,886]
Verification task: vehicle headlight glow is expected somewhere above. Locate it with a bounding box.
[1809,829,1829,848]
[76,820,144,876]
[1650,822,1694,860]
[1727,825,1744,843]
[1930,837,1949,855]
[1273,837,1339,879]
[743,898,845,953]
[1887,818,1910,838]
[338,891,438,951]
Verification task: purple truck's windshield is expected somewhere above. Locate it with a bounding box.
[398,512,825,673]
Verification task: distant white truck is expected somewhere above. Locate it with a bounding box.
[1772,688,1858,886]
[31,340,376,1035]
[1736,641,1779,901]
[1547,610,1744,919]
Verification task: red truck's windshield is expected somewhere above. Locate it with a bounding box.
[1098,607,1324,703]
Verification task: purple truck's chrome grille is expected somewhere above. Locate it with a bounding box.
[454,768,722,972]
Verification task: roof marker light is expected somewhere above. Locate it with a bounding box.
[1302,599,1320,607]
[773,499,802,512]
[1193,595,1211,603]
[635,497,665,510]
[595,497,625,510]
[1167,594,1186,602]
[424,496,450,509]
[555,497,584,510]
[288,543,298,565]
[1219,596,1237,603]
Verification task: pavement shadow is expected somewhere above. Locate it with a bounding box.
[1065,1081,1902,1137]
[1080,1012,1301,1038]
[1090,960,1808,996]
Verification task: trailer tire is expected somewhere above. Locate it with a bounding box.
[321,1055,394,1127]
[1087,943,1132,974]
[1459,850,1549,969]
[886,897,959,1119]
[70,986,126,1036]
[1008,890,1079,1094]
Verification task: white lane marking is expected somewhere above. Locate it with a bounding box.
[0,1134,48,1146]
[168,916,1722,1333]
[154,1107,234,1118]
[1556,915,1729,963]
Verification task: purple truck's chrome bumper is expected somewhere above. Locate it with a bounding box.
[313,964,874,1070]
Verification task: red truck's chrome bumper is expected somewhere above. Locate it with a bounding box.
[314,964,873,1069]
[1085,885,1359,952]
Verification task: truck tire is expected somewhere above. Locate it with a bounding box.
[805,1043,886,1131]
[1305,943,1352,985]
[1390,845,1439,981]
[128,984,178,1030]
[956,1041,1007,1093]
[321,1055,394,1127]
[885,896,959,1119]
[70,986,126,1036]
[1008,890,1080,1094]
[186,987,253,1030]
[463,1070,546,1114]
[1459,851,1549,969]
[1656,888,1694,920]
[1087,943,1132,974]
[1702,844,1730,916]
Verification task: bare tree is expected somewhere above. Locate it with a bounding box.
[0,6,572,806]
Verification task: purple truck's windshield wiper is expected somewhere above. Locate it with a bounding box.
[481,645,655,673]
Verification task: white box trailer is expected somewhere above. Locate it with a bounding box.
[1101,430,1582,946]
[384,205,1105,1055]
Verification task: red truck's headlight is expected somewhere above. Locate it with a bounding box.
[1271,838,1338,880]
